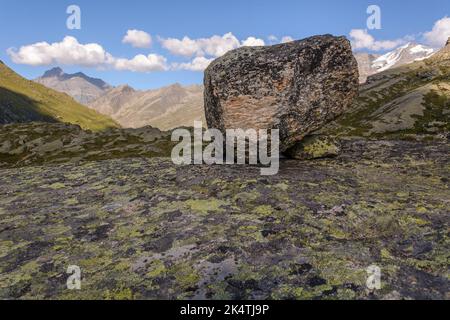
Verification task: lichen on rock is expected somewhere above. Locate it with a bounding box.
[0,139,448,300]
[285,135,340,160]
[204,34,359,152]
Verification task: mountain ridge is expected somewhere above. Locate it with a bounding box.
[40,67,111,89]
[29,40,445,130]
[35,67,112,104]
[88,82,205,130]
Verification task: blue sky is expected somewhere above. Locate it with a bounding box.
[0,0,449,89]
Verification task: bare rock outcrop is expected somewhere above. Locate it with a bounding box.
[204,34,359,151]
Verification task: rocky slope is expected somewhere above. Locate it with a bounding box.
[35,67,112,104]
[0,61,119,131]
[319,39,450,140]
[89,83,205,130]
[0,122,174,168]
[355,43,435,83]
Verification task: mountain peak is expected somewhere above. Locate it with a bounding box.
[168,82,182,88]
[35,68,112,104]
[446,37,450,47]
[371,43,435,73]
[38,68,110,89]
[42,67,64,78]
[355,42,436,83]
[116,84,135,93]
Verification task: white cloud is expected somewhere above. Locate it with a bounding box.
[281,36,294,43]
[8,36,167,73]
[173,56,214,71]
[161,33,265,72]
[349,29,407,51]
[241,37,265,47]
[159,36,201,57]
[170,35,264,72]
[122,29,152,48]
[160,33,242,57]
[199,33,241,57]
[423,16,450,48]
[114,54,167,72]
[6,33,306,74]
[7,36,114,67]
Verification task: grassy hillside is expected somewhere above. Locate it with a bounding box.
[319,44,450,139]
[0,61,119,131]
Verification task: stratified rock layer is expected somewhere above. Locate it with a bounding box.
[204,34,359,151]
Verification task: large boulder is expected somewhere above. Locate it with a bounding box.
[204,34,359,151]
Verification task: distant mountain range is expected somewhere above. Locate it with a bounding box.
[88,83,205,130]
[0,61,118,131]
[19,41,440,130]
[32,68,205,130]
[355,43,436,83]
[35,67,112,104]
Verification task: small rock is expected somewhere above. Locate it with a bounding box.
[285,135,340,160]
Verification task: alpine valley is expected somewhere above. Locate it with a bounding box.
[27,42,438,131]
[0,35,448,301]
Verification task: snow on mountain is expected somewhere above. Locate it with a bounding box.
[371,43,435,72]
[355,43,436,83]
